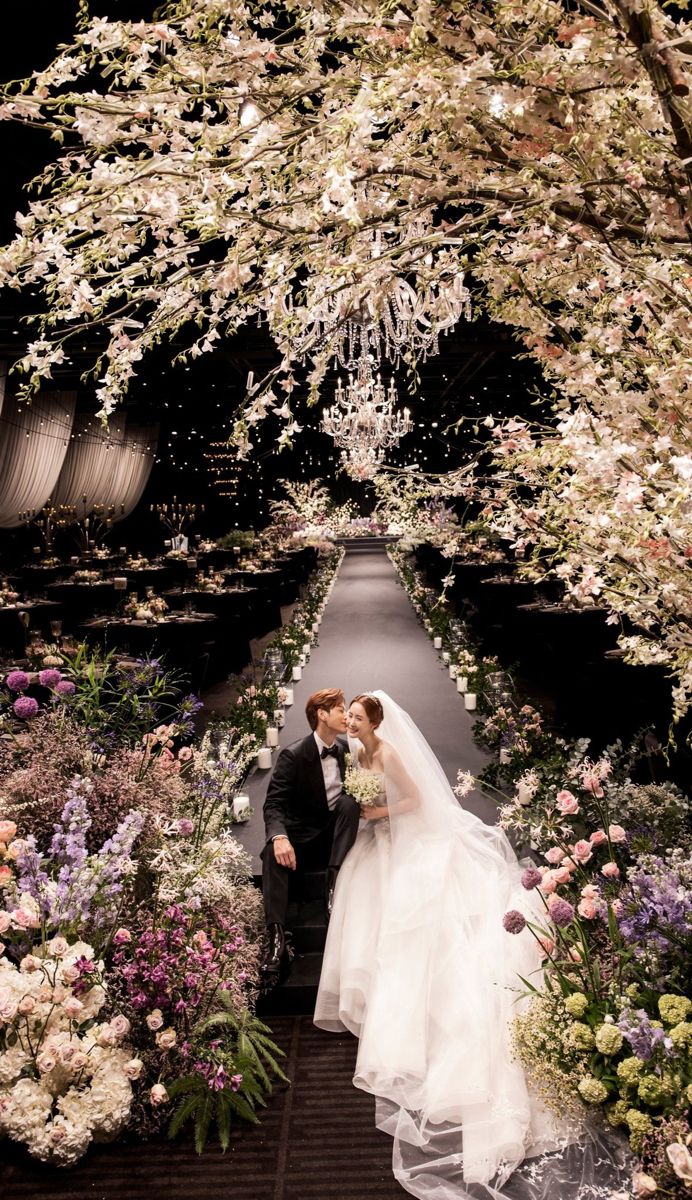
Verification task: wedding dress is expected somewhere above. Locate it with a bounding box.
[314,691,631,1200]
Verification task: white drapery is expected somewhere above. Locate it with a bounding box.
[52,413,127,510]
[99,423,158,520]
[0,392,77,529]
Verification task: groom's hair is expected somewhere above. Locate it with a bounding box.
[306,688,345,731]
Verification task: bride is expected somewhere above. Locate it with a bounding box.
[314,691,628,1200]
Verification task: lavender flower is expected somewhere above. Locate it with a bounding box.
[503,909,526,934]
[6,670,29,692]
[618,851,692,971]
[618,1008,673,1061]
[13,696,39,720]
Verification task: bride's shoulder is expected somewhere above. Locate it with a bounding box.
[379,740,402,765]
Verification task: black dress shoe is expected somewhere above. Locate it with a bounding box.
[325,867,339,922]
[260,923,286,985]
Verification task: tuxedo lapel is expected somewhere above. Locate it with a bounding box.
[302,734,328,810]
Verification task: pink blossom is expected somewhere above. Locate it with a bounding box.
[555,790,579,815]
[589,830,608,846]
[5,670,29,692]
[63,996,84,1019]
[124,1058,143,1080]
[0,821,17,842]
[176,818,194,836]
[113,927,132,945]
[538,871,558,895]
[601,861,620,879]
[146,1008,164,1031]
[17,995,35,1015]
[110,1014,131,1038]
[544,847,564,865]
[177,746,194,762]
[578,898,599,919]
[538,935,555,957]
[12,906,40,929]
[608,824,627,843]
[553,867,572,885]
[571,840,593,864]
[0,912,11,934]
[0,865,12,886]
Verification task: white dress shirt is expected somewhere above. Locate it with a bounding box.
[313,731,342,810]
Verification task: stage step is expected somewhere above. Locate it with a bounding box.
[254,871,328,1017]
[257,951,323,1017]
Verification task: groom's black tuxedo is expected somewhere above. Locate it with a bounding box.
[261,733,359,927]
[263,733,348,844]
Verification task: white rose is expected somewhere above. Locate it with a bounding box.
[149,1083,169,1106]
[666,1143,692,1186]
[145,1008,164,1031]
[155,1027,177,1050]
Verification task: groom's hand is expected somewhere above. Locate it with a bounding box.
[273,835,296,870]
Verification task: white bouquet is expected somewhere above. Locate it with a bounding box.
[343,754,383,810]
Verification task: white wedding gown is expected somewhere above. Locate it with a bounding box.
[314,692,630,1200]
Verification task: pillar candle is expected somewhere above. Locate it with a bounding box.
[464,693,477,711]
[256,747,272,769]
[433,636,442,650]
[292,665,302,682]
[517,782,534,806]
[283,687,294,705]
[266,726,279,748]
[499,747,510,764]
[302,643,311,656]
[274,708,285,728]
[449,664,458,679]
[456,675,468,693]
[312,621,319,633]
[232,794,250,818]
[442,651,450,664]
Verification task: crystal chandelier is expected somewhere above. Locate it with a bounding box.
[279,230,471,375]
[321,366,413,480]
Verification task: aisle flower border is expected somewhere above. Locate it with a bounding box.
[389,545,691,1197]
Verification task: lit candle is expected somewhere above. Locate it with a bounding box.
[456,675,468,693]
[292,665,302,682]
[256,747,272,769]
[442,651,450,664]
[113,576,127,591]
[449,664,458,679]
[464,693,477,712]
[517,782,534,806]
[232,793,250,819]
[266,726,279,748]
[433,636,442,650]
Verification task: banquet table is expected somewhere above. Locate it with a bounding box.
[0,599,63,655]
[221,569,283,633]
[115,564,179,592]
[163,586,255,673]
[44,579,122,626]
[79,611,219,688]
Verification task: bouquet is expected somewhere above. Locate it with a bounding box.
[343,754,383,810]
[0,581,20,607]
[124,593,168,622]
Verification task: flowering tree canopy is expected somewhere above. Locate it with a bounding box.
[0,0,690,712]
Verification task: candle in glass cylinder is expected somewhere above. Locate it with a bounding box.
[283,687,294,706]
[464,693,477,711]
[442,651,450,664]
[232,793,250,819]
[302,642,311,657]
[256,747,272,769]
[266,726,279,748]
[456,675,468,693]
[433,636,442,650]
[449,664,458,679]
[274,708,285,728]
[292,665,302,682]
[312,621,319,633]
[113,576,127,591]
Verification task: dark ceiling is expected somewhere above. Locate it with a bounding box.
[0,2,546,540]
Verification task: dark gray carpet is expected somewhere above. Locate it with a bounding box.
[235,548,492,870]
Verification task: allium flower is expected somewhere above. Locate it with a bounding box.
[38,669,62,689]
[176,818,194,836]
[13,696,39,720]
[6,670,29,692]
[521,866,542,890]
[55,679,76,697]
[502,909,526,934]
[547,897,575,927]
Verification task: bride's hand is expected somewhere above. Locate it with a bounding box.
[362,805,388,821]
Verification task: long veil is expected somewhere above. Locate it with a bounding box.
[316,690,632,1200]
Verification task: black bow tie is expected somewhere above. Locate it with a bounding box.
[321,745,339,760]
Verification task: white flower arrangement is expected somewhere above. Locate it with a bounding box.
[0,939,134,1166]
[343,755,384,810]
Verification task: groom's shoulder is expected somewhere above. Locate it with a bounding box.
[283,733,314,756]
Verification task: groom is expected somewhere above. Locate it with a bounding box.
[260,687,360,983]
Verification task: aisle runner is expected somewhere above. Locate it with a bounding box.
[236,547,491,872]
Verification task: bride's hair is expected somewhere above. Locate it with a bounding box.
[350,693,384,729]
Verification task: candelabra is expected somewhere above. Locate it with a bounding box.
[152,498,205,538]
[18,502,75,555]
[67,496,124,555]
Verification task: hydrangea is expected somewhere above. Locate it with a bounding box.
[595,1024,624,1056]
[658,995,691,1026]
[637,1074,671,1106]
[617,1057,644,1086]
[564,1022,595,1053]
[626,1108,653,1152]
[578,1076,608,1104]
[668,1022,691,1049]
[564,993,588,1018]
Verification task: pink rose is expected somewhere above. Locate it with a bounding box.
[0,912,11,934]
[19,954,41,973]
[146,1009,164,1031]
[150,1083,169,1106]
[113,928,132,945]
[12,906,40,930]
[538,936,555,958]
[544,847,564,865]
[110,1014,131,1038]
[0,865,12,886]
[124,1058,143,1080]
[539,871,558,895]
[608,824,627,844]
[553,867,572,885]
[97,1024,119,1047]
[571,840,593,864]
[61,964,80,984]
[155,1027,177,1050]
[48,936,69,958]
[17,995,35,1015]
[555,790,579,815]
[581,883,599,899]
[560,857,578,872]
[0,821,17,842]
[70,1050,89,1071]
[581,772,604,798]
[589,830,608,846]
[578,898,599,919]
[63,996,84,1019]
[37,1052,57,1074]
[601,861,620,879]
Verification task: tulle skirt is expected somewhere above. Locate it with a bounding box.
[314,818,631,1200]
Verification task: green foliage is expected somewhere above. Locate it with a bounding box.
[62,645,187,748]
